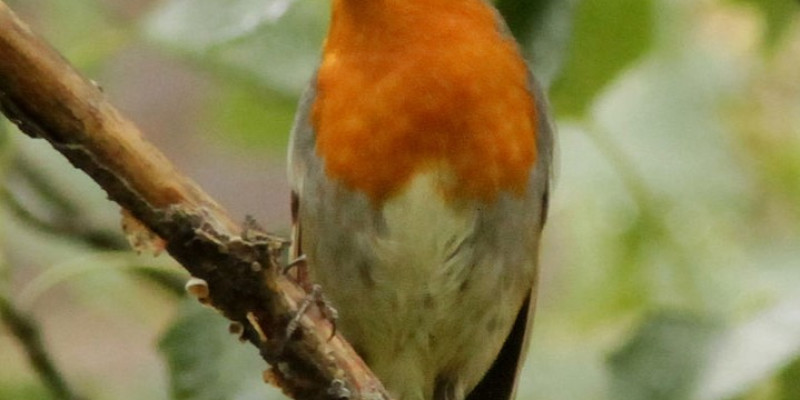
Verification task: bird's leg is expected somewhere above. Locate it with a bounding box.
[286,284,339,341]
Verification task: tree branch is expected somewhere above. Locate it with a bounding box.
[0,2,390,399]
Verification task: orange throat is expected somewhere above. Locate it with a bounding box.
[312,0,538,205]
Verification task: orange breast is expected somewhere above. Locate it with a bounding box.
[313,0,537,205]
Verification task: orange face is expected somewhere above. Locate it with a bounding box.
[313,0,538,205]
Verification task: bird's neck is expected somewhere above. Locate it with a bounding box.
[325,0,497,54]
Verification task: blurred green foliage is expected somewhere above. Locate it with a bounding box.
[731,0,798,47]
[159,300,281,400]
[609,313,724,400]
[550,0,654,116]
[1,0,800,400]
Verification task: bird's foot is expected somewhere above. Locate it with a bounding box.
[286,284,339,341]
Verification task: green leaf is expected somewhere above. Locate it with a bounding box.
[495,0,549,44]
[692,297,800,400]
[730,0,799,49]
[204,84,296,153]
[144,0,299,50]
[159,300,284,400]
[608,312,723,400]
[7,0,128,69]
[495,0,579,87]
[777,358,800,400]
[0,120,9,153]
[0,128,12,190]
[0,381,53,400]
[143,0,327,96]
[550,0,654,117]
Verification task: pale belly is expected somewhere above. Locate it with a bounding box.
[302,173,537,400]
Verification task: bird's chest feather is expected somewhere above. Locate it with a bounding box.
[304,171,530,399]
[371,172,478,295]
[311,2,538,206]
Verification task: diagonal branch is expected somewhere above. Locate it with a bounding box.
[0,2,390,399]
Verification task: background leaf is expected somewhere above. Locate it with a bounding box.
[497,0,579,86]
[144,0,326,96]
[609,313,723,400]
[550,0,654,117]
[693,297,800,400]
[159,300,284,400]
[729,0,800,48]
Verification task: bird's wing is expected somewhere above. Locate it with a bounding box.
[465,68,554,400]
[287,78,319,278]
[466,290,535,400]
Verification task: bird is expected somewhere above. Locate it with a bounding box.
[287,0,553,398]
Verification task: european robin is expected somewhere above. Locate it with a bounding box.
[288,0,553,399]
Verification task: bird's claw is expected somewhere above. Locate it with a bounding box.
[286,284,338,342]
[283,254,315,292]
[283,254,307,276]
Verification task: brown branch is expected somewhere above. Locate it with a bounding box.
[0,2,390,399]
